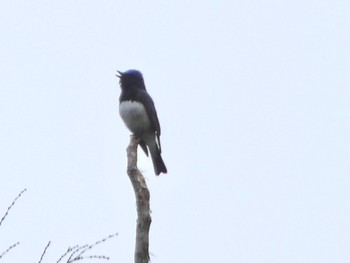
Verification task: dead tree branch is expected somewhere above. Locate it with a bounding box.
[126,136,152,263]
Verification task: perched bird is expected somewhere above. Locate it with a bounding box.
[117,69,167,175]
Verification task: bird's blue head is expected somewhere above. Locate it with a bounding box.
[116,69,146,90]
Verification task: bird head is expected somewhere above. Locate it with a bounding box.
[116,69,146,90]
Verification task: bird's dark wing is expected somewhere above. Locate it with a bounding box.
[136,90,162,152]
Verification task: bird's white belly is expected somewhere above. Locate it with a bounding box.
[119,101,151,133]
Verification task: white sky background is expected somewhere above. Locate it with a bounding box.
[0,0,349,262]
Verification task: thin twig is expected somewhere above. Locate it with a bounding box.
[0,242,20,259]
[0,189,26,260]
[0,188,27,227]
[56,233,118,263]
[75,233,118,259]
[38,241,51,263]
[56,246,78,263]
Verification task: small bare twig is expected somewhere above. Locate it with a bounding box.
[0,189,26,259]
[0,242,20,259]
[38,241,51,263]
[56,246,79,263]
[1,189,118,262]
[126,136,152,263]
[56,233,118,263]
[0,188,27,227]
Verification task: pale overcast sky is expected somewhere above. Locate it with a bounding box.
[1,0,349,262]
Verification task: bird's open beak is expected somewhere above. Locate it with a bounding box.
[116,70,123,78]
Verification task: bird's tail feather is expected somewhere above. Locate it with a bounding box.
[150,147,167,175]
